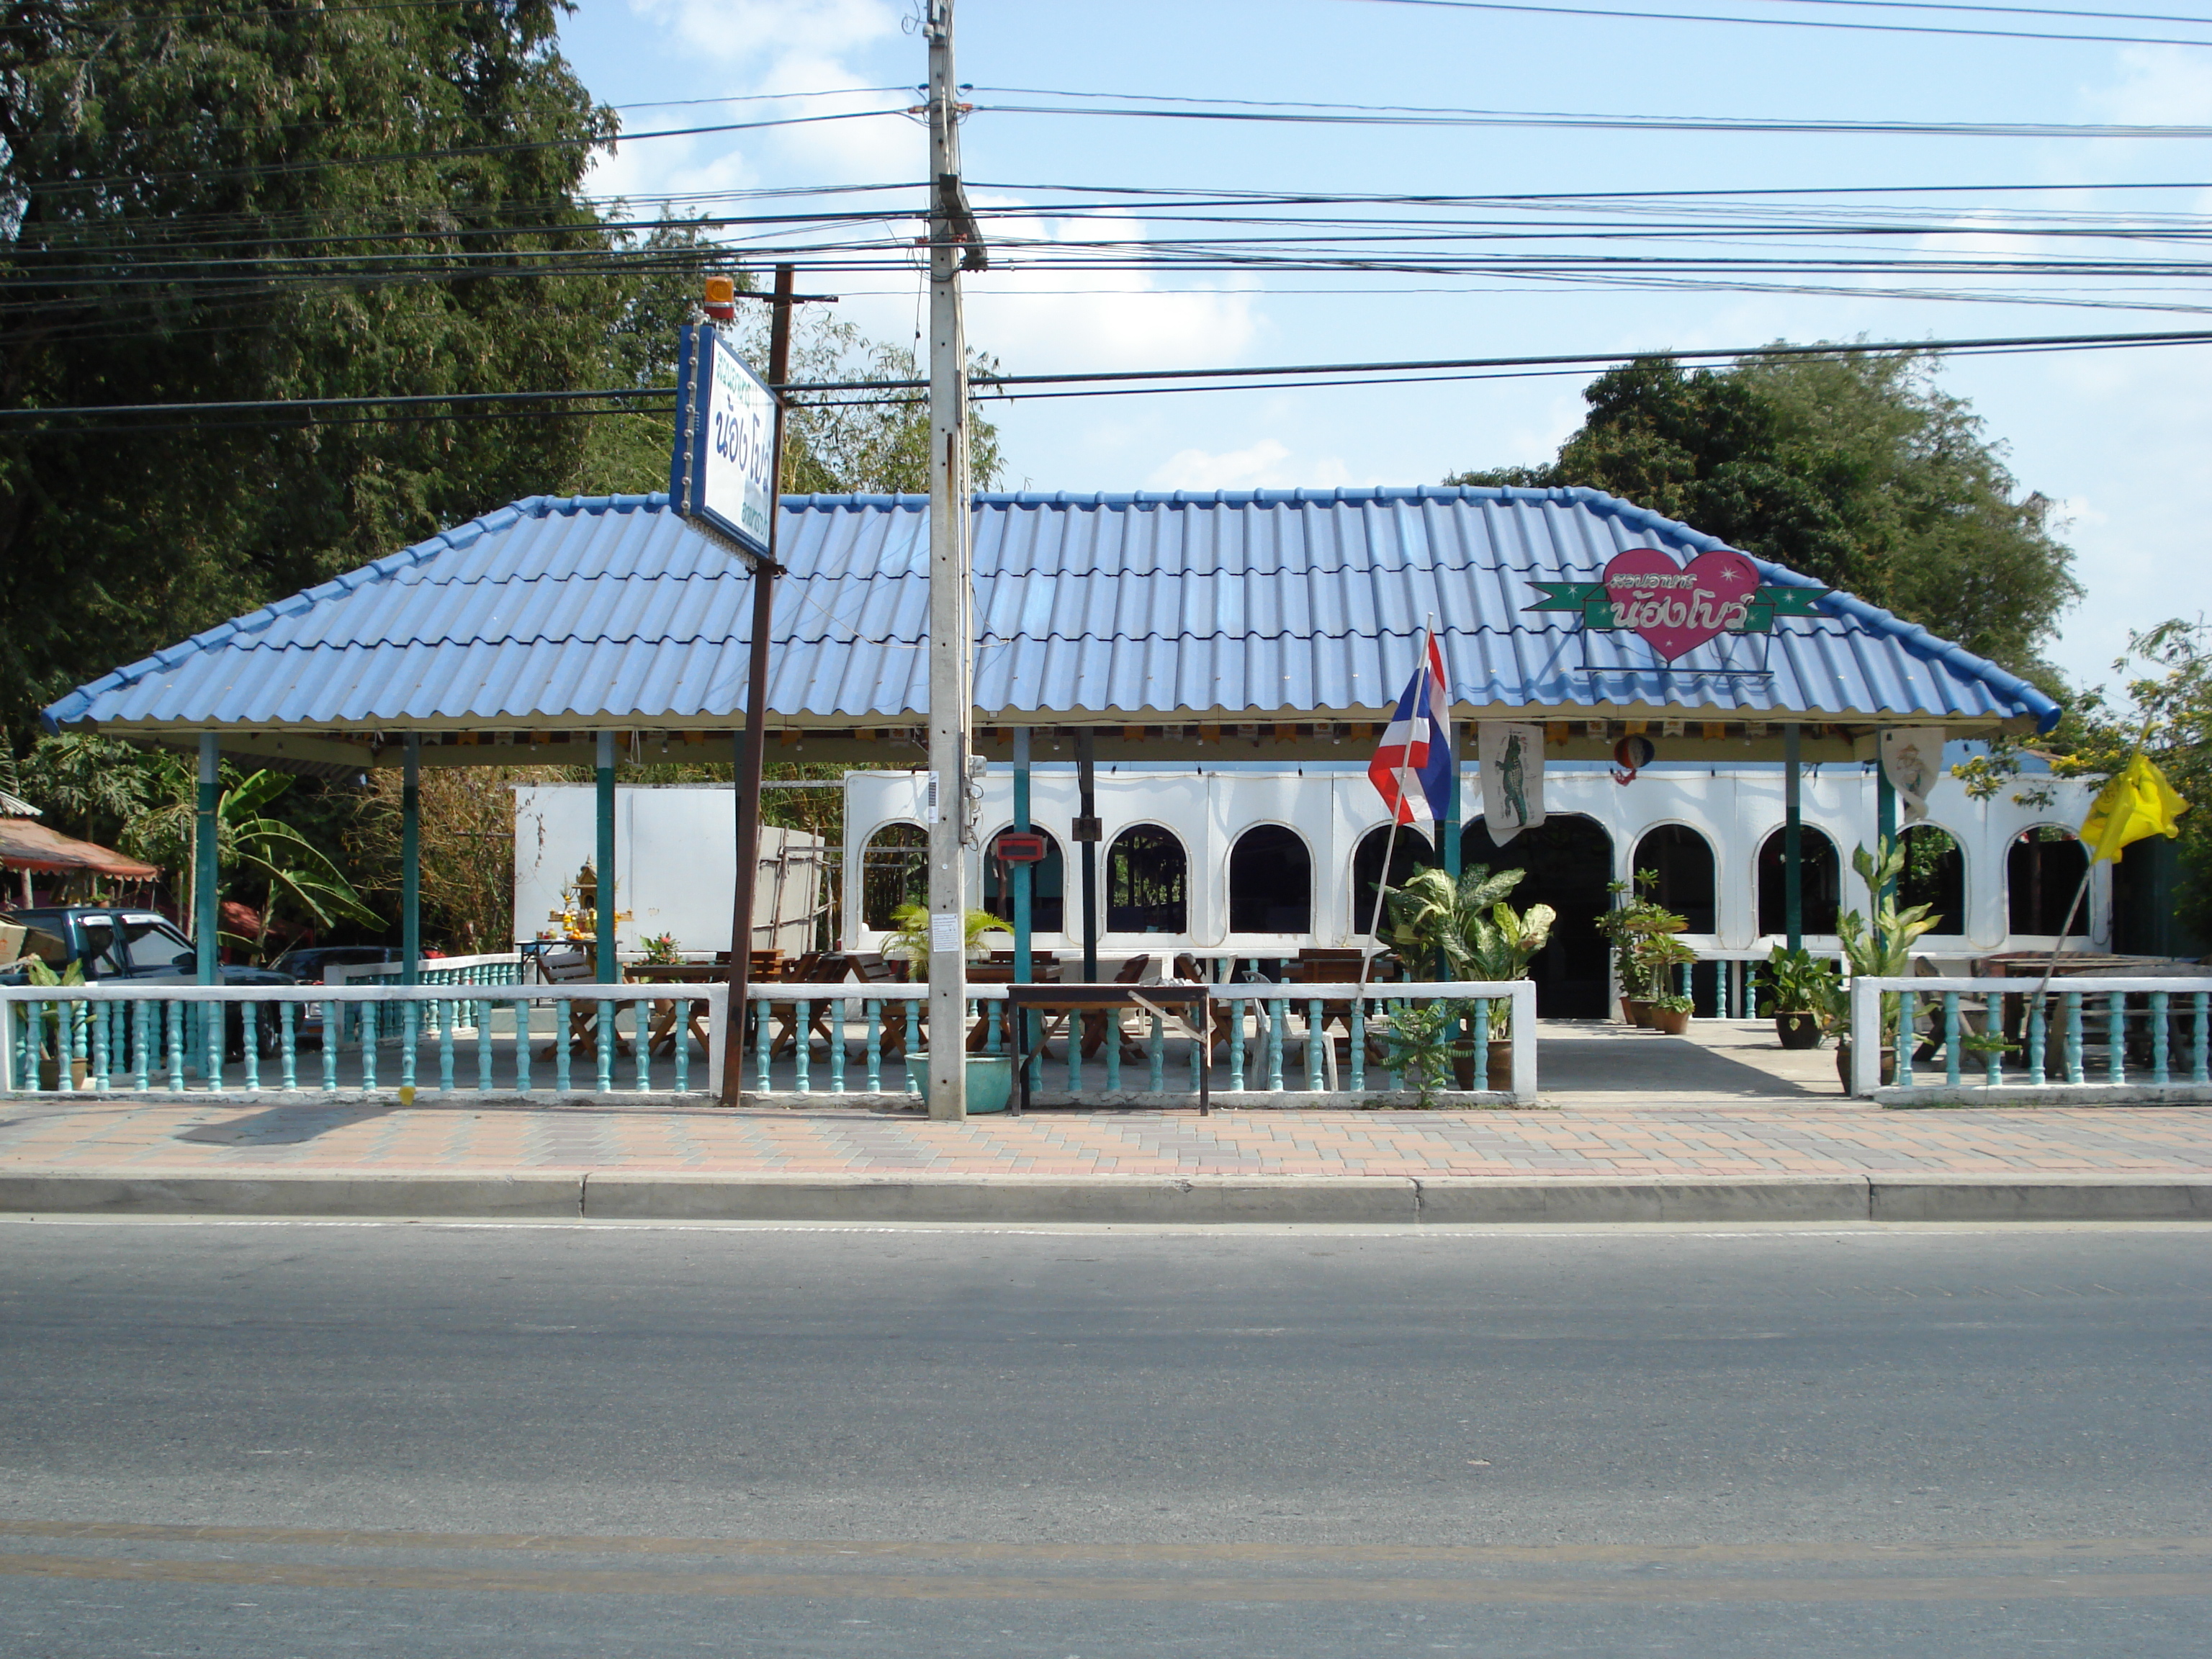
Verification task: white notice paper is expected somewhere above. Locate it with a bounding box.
[930,912,963,954]
[1478,721,1547,845]
[1879,727,1947,827]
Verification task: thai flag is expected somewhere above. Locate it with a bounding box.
[1368,634,1455,826]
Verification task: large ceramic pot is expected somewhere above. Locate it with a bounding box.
[1834,1040,1897,1091]
[36,1056,90,1091]
[1627,1000,1656,1028]
[1774,1011,1822,1050]
[931,1054,1012,1114]
[1485,1037,1514,1092]
[1650,1006,1691,1036]
[1618,997,1638,1025]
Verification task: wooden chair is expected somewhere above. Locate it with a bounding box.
[534,945,633,1059]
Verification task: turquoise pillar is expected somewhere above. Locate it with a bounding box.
[1012,727,1033,984]
[1783,724,1804,952]
[194,734,220,985]
[1876,737,1898,906]
[1440,745,1462,984]
[401,737,421,986]
[595,731,618,983]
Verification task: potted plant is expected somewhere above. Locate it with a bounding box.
[1596,873,1686,1025]
[885,903,1016,1111]
[1382,866,1555,1089]
[1830,837,1944,1091]
[22,956,89,1089]
[1629,930,1698,1028]
[1647,992,1694,1036]
[1374,997,1476,1109]
[1763,945,1838,1050]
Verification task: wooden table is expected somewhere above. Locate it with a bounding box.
[624,962,723,1056]
[1008,983,1210,1115]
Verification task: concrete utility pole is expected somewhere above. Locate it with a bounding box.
[924,0,986,1118]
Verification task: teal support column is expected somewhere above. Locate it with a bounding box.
[194,734,220,985]
[1876,737,1898,905]
[1783,723,1804,953]
[1439,750,1462,983]
[400,737,421,986]
[595,731,618,983]
[1012,727,1033,984]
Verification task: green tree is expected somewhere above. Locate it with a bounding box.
[1450,349,2079,673]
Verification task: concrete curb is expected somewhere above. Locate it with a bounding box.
[6,1168,2212,1223]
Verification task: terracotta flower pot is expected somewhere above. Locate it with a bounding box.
[1484,1037,1515,1091]
[1650,1006,1691,1036]
[1627,1000,1655,1028]
[1619,996,1637,1025]
[1835,1040,1897,1091]
[1774,1011,1822,1050]
[36,1056,90,1091]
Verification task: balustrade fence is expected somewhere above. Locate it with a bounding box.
[1845,976,2212,1100]
[1,979,1537,1105]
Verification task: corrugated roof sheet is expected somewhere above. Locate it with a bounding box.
[43,485,2062,734]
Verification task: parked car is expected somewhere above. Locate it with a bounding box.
[1,906,295,1056]
[266,943,401,985]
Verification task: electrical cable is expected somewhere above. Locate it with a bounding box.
[1339,0,2212,46]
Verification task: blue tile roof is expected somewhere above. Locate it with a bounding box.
[42,485,2062,735]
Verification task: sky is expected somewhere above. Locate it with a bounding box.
[554,0,2212,698]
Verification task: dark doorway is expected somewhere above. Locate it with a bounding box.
[1757,825,1842,935]
[983,826,1065,933]
[1899,824,1966,935]
[1463,814,1615,1017]
[1631,824,1717,933]
[861,822,927,930]
[1106,824,1188,933]
[2009,828,2088,935]
[1229,826,1312,934]
[1350,824,1441,939]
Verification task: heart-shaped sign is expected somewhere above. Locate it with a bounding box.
[1600,547,1761,662]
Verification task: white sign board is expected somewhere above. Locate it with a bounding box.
[670,326,775,556]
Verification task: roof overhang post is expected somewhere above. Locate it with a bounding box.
[194,734,220,986]
[595,731,617,984]
[1784,724,1804,953]
[1875,732,1898,906]
[401,737,421,987]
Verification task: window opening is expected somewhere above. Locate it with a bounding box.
[1631,824,1717,934]
[860,822,929,932]
[1105,824,1187,933]
[983,826,1066,933]
[1350,824,1439,938]
[2008,827,2088,935]
[1898,824,1966,933]
[1463,814,1614,1018]
[1229,826,1312,934]
[1757,826,1842,935]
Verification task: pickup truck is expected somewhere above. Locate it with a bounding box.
[2,906,295,1056]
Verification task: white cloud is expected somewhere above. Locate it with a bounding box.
[625,0,901,68]
[2082,46,2212,122]
[1146,440,1356,493]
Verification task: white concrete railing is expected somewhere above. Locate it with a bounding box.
[323,953,525,989]
[1845,975,2212,1100]
[0,979,1539,1106]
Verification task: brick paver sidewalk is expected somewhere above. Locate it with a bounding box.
[7,1095,2212,1179]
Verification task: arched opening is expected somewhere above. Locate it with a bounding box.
[2009,827,2089,935]
[860,822,928,932]
[1630,824,1717,934]
[1350,824,1441,938]
[982,826,1066,933]
[1228,825,1312,934]
[1463,814,1615,1018]
[1899,824,1966,934]
[1106,824,1187,933]
[1757,826,1842,935]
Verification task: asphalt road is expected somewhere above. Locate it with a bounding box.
[1,1218,2209,1657]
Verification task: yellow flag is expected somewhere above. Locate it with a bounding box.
[2080,753,2188,864]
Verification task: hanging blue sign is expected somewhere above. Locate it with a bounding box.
[668,325,775,557]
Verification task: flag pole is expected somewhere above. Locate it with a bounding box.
[2028,721,2153,1013]
[1358,624,1434,999]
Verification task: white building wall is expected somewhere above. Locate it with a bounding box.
[843,763,2103,962]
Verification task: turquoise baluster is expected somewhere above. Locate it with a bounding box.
[323,1001,340,1091]
[438,1003,456,1092]
[516,998,534,1094]
[1943,994,1961,1087]
[1228,997,1246,1091]
[1190,1003,1202,1096]
[595,998,614,1093]
[866,999,882,1092]
[1066,1002,1081,1094]
[1984,994,2002,1088]
[2026,995,2046,1086]
[279,1002,297,1091]
[552,999,570,1093]
[904,999,921,1096]
[361,1001,378,1090]
[168,1002,185,1092]
[829,997,845,1094]
[757,999,773,1094]
[2150,991,2171,1085]
[133,1000,151,1091]
[204,997,221,1092]
[634,999,650,1092]
[1472,999,1491,1091]
[2193,993,2210,1086]
[1349,998,1366,1092]
[1268,998,1285,1092]
[1894,992,1916,1088]
[1305,999,1323,1092]
[794,999,812,1094]
[91,1000,109,1090]
[673,994,690,1094]
[241,1002,259,1091]
[1104,1007,1120,1092]
[1150,1009,1166,1094]
[2108,992,2127,1084]
[477,1002,493,1091]
[2064,993,2084,1084]
[1386,1000,1404,1092]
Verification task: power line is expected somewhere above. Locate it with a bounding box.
[1340,0,2212,45]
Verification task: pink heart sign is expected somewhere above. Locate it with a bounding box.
[1601,547,1761,662]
